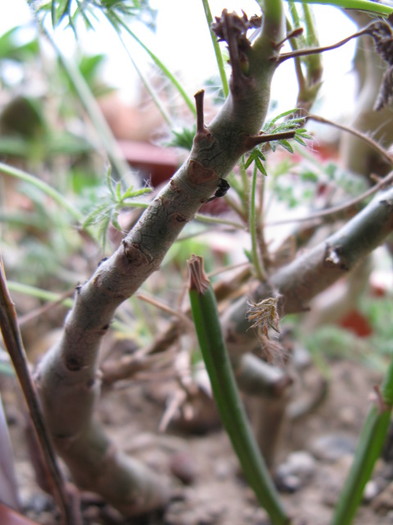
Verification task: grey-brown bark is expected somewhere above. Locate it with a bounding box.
[35,4,286,516]
[224,187,393,392]
[34,3,393,515]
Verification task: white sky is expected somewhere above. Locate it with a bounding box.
[0,1,358,121]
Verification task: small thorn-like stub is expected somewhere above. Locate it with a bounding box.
[188,255,210,294]
[194,90,206,134]
[244,131,296,152]
[276,27,304,49]
[372,385,389,413]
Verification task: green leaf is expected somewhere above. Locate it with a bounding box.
[243,248,253,263]
[168,127,196,151]
[0,27,39,62]
[51,0,72,26]
[268,108,299,126]
[110,210,122,232]
[255,156,268,175]
[300,170,318,182]
[115,181,122,201]
[82,202,111,228]
[47,131,93,156]
[294,135,307,147]
[289,0,393,16]
[245,148,268,176]
[0,137,30,157]
[277,139,294,154]
[42,0,157,32]
[122,186,152,199]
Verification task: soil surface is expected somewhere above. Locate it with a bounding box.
[5,357,393,525]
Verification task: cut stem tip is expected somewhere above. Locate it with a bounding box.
[188,255,210,294]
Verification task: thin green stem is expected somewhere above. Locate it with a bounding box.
[188,255,290,525]
[332,359,393,525]
[255,0,286,55]
[193,213,244,230]
[249,164,267,281]
[201,0,229,98]
[302,3,318,47]
[110,12,196,115]
[0,162,82,222]
[286,6,307,93]
[6,280,128,333]
[223,194,248,223]
[301,4,322,80]
[288,0,301,28]
[287,1,322,109]
[6,281,74,308]
[239,158,250,216]
[115,33,174,128]
[287,0,393,15]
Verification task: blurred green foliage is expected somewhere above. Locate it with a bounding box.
[35,0,157,32]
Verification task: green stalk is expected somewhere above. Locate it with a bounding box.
[301,4,322,82]
[239,158,250,212]
[115,35,174,128]
[193,213,244,230]
[201,0,229,98]
[287,0,393,15]
[332,359,393,525]
[188,255,290,525]
[6,281,74,308]
[0,162,82,222]
[249,163,267,282]
[5,280,131,332]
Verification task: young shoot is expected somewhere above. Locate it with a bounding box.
[83,167,151,248]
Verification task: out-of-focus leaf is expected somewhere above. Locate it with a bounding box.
[0,137,30,157]
[59,52,114,97]
[38,0,157,32]
[245,148,267,176]
[47,131,93,156]
[277,139,294,154]
[0,27,39,62]
[168,127,196,151]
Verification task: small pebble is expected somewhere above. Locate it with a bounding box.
[310,433,356,462]
[170,451,197,485]
[275,451,316,492]
[371,481,393,513]
[214,459,232,480]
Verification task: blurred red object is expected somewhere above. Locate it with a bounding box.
[339,310,373,337]
[118,140,179,186]
[0,504,40,525]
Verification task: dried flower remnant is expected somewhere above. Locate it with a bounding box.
[211,10,261,76]
[247,296,280,337]
[247,297,286,365]
[211,10,261,46]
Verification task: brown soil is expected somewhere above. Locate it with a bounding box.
[5,356,393,525]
